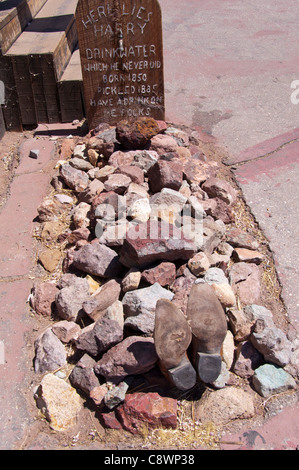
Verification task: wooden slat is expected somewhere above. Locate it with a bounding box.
[6,0,78,126]
[58,48,84,123]
[0,0,48,54]
[0,54,22,130]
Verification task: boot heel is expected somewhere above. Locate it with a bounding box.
[195,352,222,384]
[167,355,197,391]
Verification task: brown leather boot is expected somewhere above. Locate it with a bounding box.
[154,299,197,391]
[186,282,227,383]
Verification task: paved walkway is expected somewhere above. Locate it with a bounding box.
[0,0,298,451]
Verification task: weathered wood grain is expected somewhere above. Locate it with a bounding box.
[76,0,165,129]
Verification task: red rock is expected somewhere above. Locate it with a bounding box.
[118,165,144,184]
[82,279,121,321]
[60,163,89,192]
[116,392,177,434]
[229,262,261,305]
[94,336,157,384]
[141,262,177,287]
[203,197,234,224]
[150,134,178,155]
[147,158,183,193]
[202,177,238,205]
[100,411,122,430]
[233,248,263,264]
[31,281,59,317]
[72,243,122,278]
[233,341,263,378]
[182,159,219,185]
[116,117,160,149]
[104,173,132,194]
[119,220,197,268]
[226,227,259,250]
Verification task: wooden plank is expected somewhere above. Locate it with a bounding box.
[6,0,78,125]
[75,0,165,128]
[0,55,22,130]
[11,55,37,125]
[0,0,48,54]
[58,48,85,123]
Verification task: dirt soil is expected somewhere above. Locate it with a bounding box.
[0,124,295,451]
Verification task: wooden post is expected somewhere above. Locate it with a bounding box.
[75,0,165,129]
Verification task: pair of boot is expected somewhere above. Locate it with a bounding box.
[154,282,227,391]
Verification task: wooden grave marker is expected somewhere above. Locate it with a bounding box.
[75,0,165,128]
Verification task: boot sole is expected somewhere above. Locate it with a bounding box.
[167,354,197,391]
[195,352,222,383]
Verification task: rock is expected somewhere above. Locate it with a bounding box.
[252,364,296,398]
[243,304,274,325]
[171,276,194,315]
[67,227,90,245]
[233,341,263,378]
[141,262,176,287]
[82,279,121,321]
[127,198,151,223]
[204,267,229,285]
[52,320,81,343]
[202,177,238,205]
[72,243,122,278]
[119,220,196,268]
[37,197,65,222]
[29,148,40,159]
[54,193,73,205]
[116,392,177,434]
[73,143,86,159]
[94,336,158,384]
[233,248,263,264]
[78,179,104,204]
[94,165,116,181]
[116,117,160,149]
[203,197,234,224]
[60,163,89,192]
[226,308,255,342]
[182,159,219,185]
[30,281,59,317]
[90,384,110,406]
[229,262,261,305]
[118,165,144,184]
[104,173,132,194]
[38,248,61,273]
[35,373,82,432]
[211,283,236,308]
[34,328,67,374]
[40,220,65,243]
[211,362,230,389]
[72,202,91,229]
[87,148,99,166]
[195,387,255,425]
[69,354,99,395]
[150,134,178,155]
[250,318,292,367]
[74,324,99,357]
[121,268,142,293]
[150,188,187,216]
[226,227,260,250]
[131,150,159,173]
[104,377,133,410]
[222,330,235,370]
[70,156,93,171]
[147,159,183,193]
[122,283,174,335]
[55,278,90,322]
[188,252,211,276]
[93,315,124,353]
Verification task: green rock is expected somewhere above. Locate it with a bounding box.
[252,364,296,397]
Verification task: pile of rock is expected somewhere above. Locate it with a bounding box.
[30,117,298,434]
